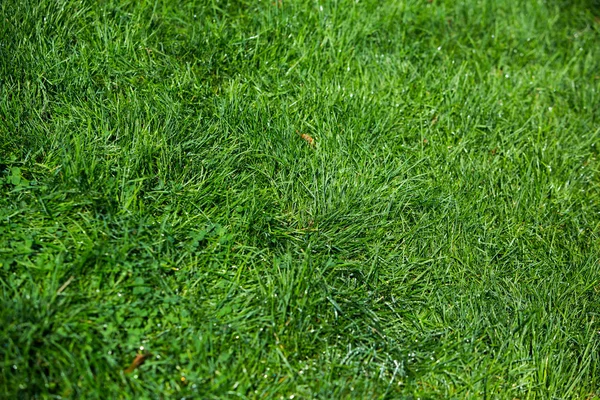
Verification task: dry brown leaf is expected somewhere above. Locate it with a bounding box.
[297,131,315,147]
[124,352,153,374]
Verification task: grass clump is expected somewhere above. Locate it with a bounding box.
[1,0,600,398]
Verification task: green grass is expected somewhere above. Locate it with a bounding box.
[1,0,600,398]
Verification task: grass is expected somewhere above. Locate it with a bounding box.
[1,0,600,398]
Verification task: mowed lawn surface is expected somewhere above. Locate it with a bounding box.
[1,0,600,398]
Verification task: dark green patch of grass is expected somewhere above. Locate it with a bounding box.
[1,0,600,398]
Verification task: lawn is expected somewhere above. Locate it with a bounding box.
[1,0,600,398]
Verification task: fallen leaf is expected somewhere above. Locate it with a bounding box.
[124,352,153,374]
[297,131,315,147]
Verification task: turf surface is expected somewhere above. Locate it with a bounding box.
[1,0,600,398]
